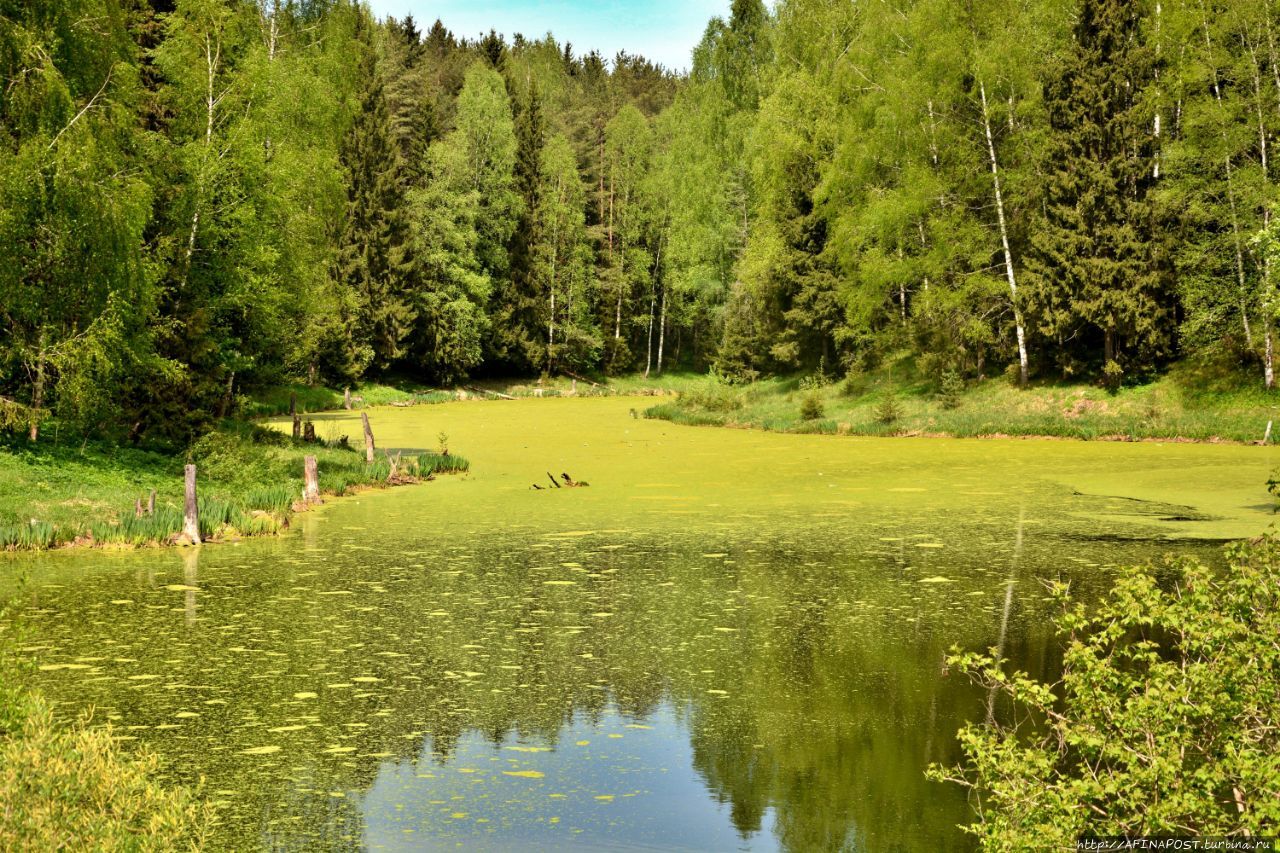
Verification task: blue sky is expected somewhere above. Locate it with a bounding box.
[363,0,729,71]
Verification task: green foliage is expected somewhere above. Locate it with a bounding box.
[931,538,1280,843]
[0,589,209,848]
[334,9,414,375]
[938,369,964,409]
[799,391,824,421]
[1,0,1278,444]
[0,696,212,850]
[0,424,469,550]
[1026,0,1170,377]
[874,394,903,425]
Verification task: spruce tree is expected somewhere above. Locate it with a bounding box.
[1027,0,1171,384]
[334,11,414,374]
[490,80,546,371]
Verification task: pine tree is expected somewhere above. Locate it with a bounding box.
[333,11,414,374]
[1027,0,1171,384]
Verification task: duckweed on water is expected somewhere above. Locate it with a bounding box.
[3,398,1276,851]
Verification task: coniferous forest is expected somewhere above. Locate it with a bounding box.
[3,0,1280,442]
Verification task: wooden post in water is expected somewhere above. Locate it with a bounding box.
[290,392,300,439]
[344,387,352,410]
[148,489,156,516]
[183,464,201,545]
[304,455,319,503]
[362,412,375,463]
[1266,420,1273,445]
[134,498,144,518]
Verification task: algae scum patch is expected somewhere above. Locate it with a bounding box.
[4,398,1273,851]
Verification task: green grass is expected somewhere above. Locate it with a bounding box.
[245,372,699,415]
[0,424,469,551]
[643,358,1279,444]
[242,382,455,418]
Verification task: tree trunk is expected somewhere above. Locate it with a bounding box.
[657,283,668,375]
[362,412,375,463]
[183,464,201,545]
[28,330,46,442]
[979,80,1030,387]
[548,204,559,374]
[644,286,655,379]
[290,392,300,439]
[183,31,222,288]
[1267,320,1275,391]
[1203,6,1256,350]
[1153,1,1163,179]
[1266,212,1276,391]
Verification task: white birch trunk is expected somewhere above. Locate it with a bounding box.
[979,80,1029,386]
[657,283,667,375]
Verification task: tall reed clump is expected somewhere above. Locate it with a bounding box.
[0,600,211,848]
[0,522,60,550]
[0,696,212,849]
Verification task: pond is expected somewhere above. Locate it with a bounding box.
[3,397,1275,851]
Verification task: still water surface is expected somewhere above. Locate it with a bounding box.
[4,398,1275,850]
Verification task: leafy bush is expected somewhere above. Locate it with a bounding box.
[938,369,964,409]
[799,391,825,421]
[874,395,903,424]
[683,380,744,413]
[0,601,210,849]
[0,697,211,851]
[931,537,1280,845]
[1104,358,1125,393]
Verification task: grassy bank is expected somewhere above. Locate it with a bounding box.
[245,373,694,416]
[642,360,1278,444]
[0,423,468,551]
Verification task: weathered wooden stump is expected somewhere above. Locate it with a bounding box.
[303,420,316,442]
[304,455,319,503]
[290,392,301,439]
[343,387,352,410]
[148,489,156,516]
[362,412,375,463]
[183,464,201,545]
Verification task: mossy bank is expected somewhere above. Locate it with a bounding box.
[642,362,1279,445]
[0,422,467,552]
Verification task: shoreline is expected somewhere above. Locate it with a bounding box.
[641,414,1267,447]
[0,423,468,554]
[1,475,437,556]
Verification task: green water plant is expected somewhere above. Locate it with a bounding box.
[930,537,1280,844]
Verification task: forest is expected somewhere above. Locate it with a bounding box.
[2,0,1279,443]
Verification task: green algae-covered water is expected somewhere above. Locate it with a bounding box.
[3,397,1276,851]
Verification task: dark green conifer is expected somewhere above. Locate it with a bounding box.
[333,11,414,373]
[1027,0,1172,383]
[489,80,546,371]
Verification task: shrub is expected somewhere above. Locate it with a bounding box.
[931,537,1280,845]
[939,369,964,409]
[800,392,825,421]
[874,395,903,425]
[0,698,211,851]
[0,603,210,849]
[1103,358,1125,393]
